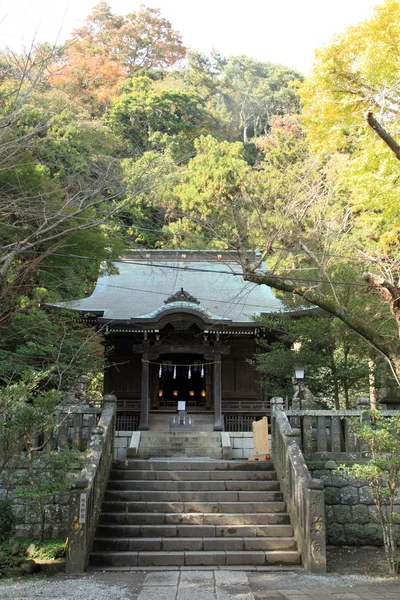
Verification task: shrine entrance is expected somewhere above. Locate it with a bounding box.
[153,354,211,410]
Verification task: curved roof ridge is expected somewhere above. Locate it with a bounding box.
[134,300,231,321]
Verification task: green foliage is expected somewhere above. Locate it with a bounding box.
[0,308,105,390]
[0,373,84,543]
[338,412,400,574]
[0,538,65,572]
[0,501,14,542]
[256,314,371,408]
[299,0,400,253]
[186,52,302,143]
[108,76,212,158]
[0,372,62,470]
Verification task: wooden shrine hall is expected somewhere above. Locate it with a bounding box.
[56,250,289,432]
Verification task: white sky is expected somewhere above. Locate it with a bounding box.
[1,0,379,73]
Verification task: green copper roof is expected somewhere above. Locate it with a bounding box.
[53,250,288,325]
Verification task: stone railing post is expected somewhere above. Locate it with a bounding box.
[66,476,89,574]
[357,397,370,422]
[304,478,326,573]
[270,397,284,458]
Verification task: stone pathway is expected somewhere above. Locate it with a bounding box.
[1,569,399,599]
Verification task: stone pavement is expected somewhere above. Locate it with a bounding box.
[1,568,400,600]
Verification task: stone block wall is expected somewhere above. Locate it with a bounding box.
[228,432,254,459]
[114,430,133,459]
[308,460,392,546]
[0,488,70,539]
[114,431,255,459]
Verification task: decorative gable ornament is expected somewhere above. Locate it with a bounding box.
[164,288,200,305]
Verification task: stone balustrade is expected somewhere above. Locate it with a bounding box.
[285,398,399,457]
[56,406,102,451]
[65,395,116,574]
[271,398,326,573]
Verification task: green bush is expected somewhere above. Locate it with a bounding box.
[0,538,66,572]
[0,500,14,541]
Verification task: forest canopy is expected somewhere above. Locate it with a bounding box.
[0,0,399,402]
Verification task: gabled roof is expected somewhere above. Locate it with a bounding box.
[52,250,288,326]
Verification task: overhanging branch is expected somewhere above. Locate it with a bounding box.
[366,109,400,161]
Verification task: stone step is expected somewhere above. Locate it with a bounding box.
[138,443,222,448]
[98,512,291,526]
[95,523,294,538]
[91,458,301,569]
[92,536,297,553]
[137,452,223,458]
[140,432,222,438]
[104,490,283,503]
[138,443,222,447]
[89,550,302,567]
[107,479,280,491]
[113,460,275,471]
[110,469,278,481]
[102,500,287,514]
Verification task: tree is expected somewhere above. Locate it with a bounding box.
[74,2,186,72]
[0,46,169,392]
[108,76,212,157]
[186,53,302,143]
[238,1,400,384]
[52,2,186,113]
[338,412,400,574]
[256,315,371,408]
[0,373,83,542]
[299,0,400,253]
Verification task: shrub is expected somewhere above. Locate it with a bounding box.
[0,499,14,541]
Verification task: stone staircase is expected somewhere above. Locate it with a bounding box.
[137,431,223,459]
[148,412,215,431]
[89,459,301,568]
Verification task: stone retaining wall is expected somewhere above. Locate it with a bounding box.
[0,488,69,539]
[113,431,255,459]
[228,432,254,459]
[308,460,392,546]
[114,431,133,459]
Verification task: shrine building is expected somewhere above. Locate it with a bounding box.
[56,250,291,432]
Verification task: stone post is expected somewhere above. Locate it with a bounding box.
[66,476,89,574]
[270,396,284,413]
[213,353,223,431]
[103,394,117,444]
[304,478,326,573]
[139,354,150,430]
[357,397,371,421]
[356,396,371,453]
[270,397,284,457]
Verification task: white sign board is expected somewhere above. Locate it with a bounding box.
[177,401,186,411]
[79,493,87,524]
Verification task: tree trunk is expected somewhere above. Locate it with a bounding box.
[329,348,340,409]
[366,110,400,161]
[243,269,400,384]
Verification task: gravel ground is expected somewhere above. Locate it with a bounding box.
[0,579,138,600]
[0,547,398,600]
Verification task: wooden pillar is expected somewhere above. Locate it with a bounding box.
[139,353,150,430]
[213,353,223,431]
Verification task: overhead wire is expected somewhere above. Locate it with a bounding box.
[2,211,398,265]
[19,248,377,289]
[14,212,397,265]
